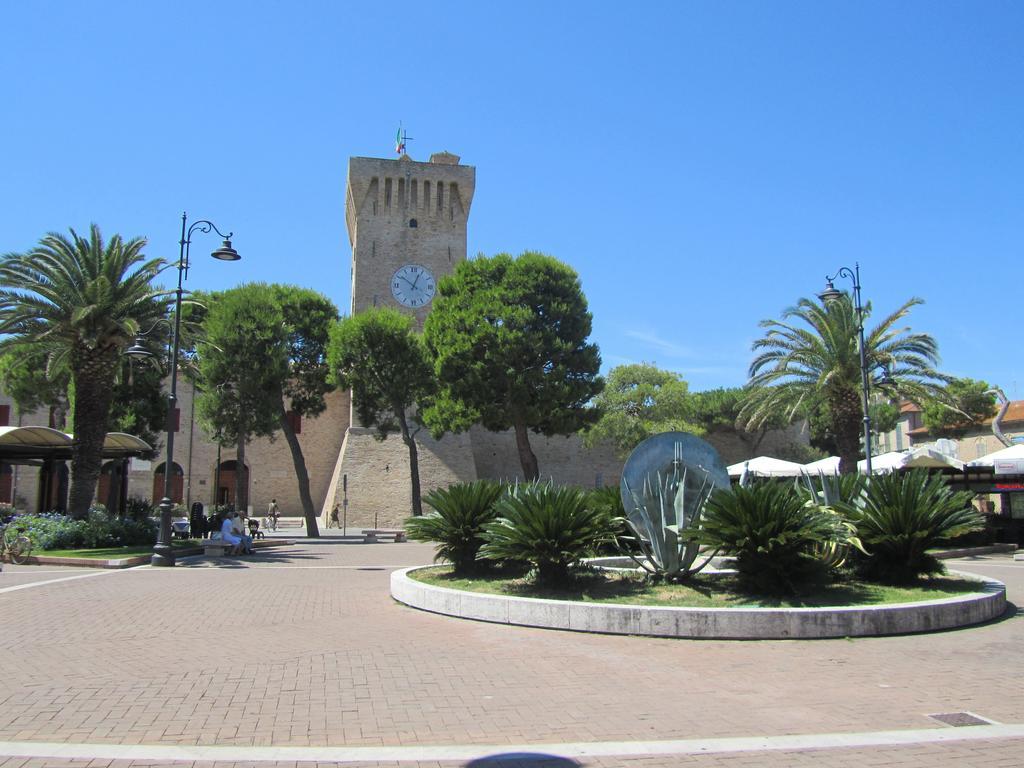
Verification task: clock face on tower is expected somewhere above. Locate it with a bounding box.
[391,264,436,308]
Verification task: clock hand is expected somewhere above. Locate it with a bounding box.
[400,274,417,288]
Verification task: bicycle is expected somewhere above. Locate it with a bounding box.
[1,522,33,565]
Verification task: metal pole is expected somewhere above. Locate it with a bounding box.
[185,382,196,510]
[152,212,188,566]
[214,440,222,509]
[852,263,873,476]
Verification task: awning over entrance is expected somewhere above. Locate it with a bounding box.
[0,427,154,514]
[0,427,153,462]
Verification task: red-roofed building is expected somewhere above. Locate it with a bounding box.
[877,399,1024,519]
[878,399,1023,459]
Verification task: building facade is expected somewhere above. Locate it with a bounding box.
[877,399,1024,518]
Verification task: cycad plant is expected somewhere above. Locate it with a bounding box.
[795,471,866,569]
[848,469,983,583]
[405,480,505,574]
[586,485,631,555]
[481,483,614,586]
[700,481,861,594]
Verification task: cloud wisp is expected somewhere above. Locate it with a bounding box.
[622,330,695,359]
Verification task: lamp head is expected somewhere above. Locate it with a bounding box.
[818,279,842,303]
[211,239,240,261]
[124,336,154,358]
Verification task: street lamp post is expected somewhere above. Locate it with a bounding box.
[818,263,874,475]
[128,213,239,566]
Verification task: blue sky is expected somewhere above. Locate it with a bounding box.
[2,1,1021,397]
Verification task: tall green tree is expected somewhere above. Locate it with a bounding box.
[108,355,170,450]
[688,386,790,455]
[739,295,948,474]
[270,285,338,534]
[584,363,702,457]
[196,284,286,518]
[194,284,337,533]
[0,346,71,427]
[921,377,997,438]
[0,225,169,517]
[327,308,435,517]
[423,252,603,481]
[801,396,898,456]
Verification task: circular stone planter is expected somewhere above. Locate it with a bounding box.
[390,567,1006,640]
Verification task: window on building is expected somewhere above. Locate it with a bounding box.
[286,411,302,435]
[0,405,9,427]
[169,407,181,433]
[1010,493,1024,520]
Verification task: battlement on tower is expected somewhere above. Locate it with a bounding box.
[345,154,476,247]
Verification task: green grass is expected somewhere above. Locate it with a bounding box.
[37,541,200,559]
[409,564,984,608]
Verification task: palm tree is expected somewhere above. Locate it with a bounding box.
[0,225,169,517]
[738,295,948,474]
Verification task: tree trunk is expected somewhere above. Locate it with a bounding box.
[830,386,864,475]
[513,419,539,481]
[68,351,116,519]
[277,399,319,536]
[235,433,247,514]
[396,407,423,517]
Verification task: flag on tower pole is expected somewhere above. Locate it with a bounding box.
[395,126,405,155]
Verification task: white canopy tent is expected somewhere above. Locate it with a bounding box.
[727,456,805,478]
[801,456,841,475]
[967,444,1024,468]
[858,447,965,474]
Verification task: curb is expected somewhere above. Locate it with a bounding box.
[24,539,295,569]
[934,543,1017,559]
[391,566,1007,640]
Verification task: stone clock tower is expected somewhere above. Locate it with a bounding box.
[323,151,479,527]
[347,152,475,322]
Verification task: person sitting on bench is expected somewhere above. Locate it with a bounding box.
[220,512,250,555]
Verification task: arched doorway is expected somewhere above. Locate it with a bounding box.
[98,460,130,515]
[0,463,11,505]
[215,459,249,510]
[153,462,184,505]
[38,461,69,513]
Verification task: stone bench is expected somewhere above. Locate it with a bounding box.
[203,534,241,556]
[363,529,407,543]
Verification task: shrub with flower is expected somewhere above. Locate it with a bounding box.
[7,509,157,550]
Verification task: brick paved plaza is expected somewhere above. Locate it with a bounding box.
[1,534,1022,767]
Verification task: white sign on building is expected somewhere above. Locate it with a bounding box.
[994,459,1024,476]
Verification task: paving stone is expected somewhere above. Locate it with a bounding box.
[0,549,1022,766]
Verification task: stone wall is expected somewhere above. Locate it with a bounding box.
[469,427,623,489]
[703,421,811,467]
[322,427,477,530]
